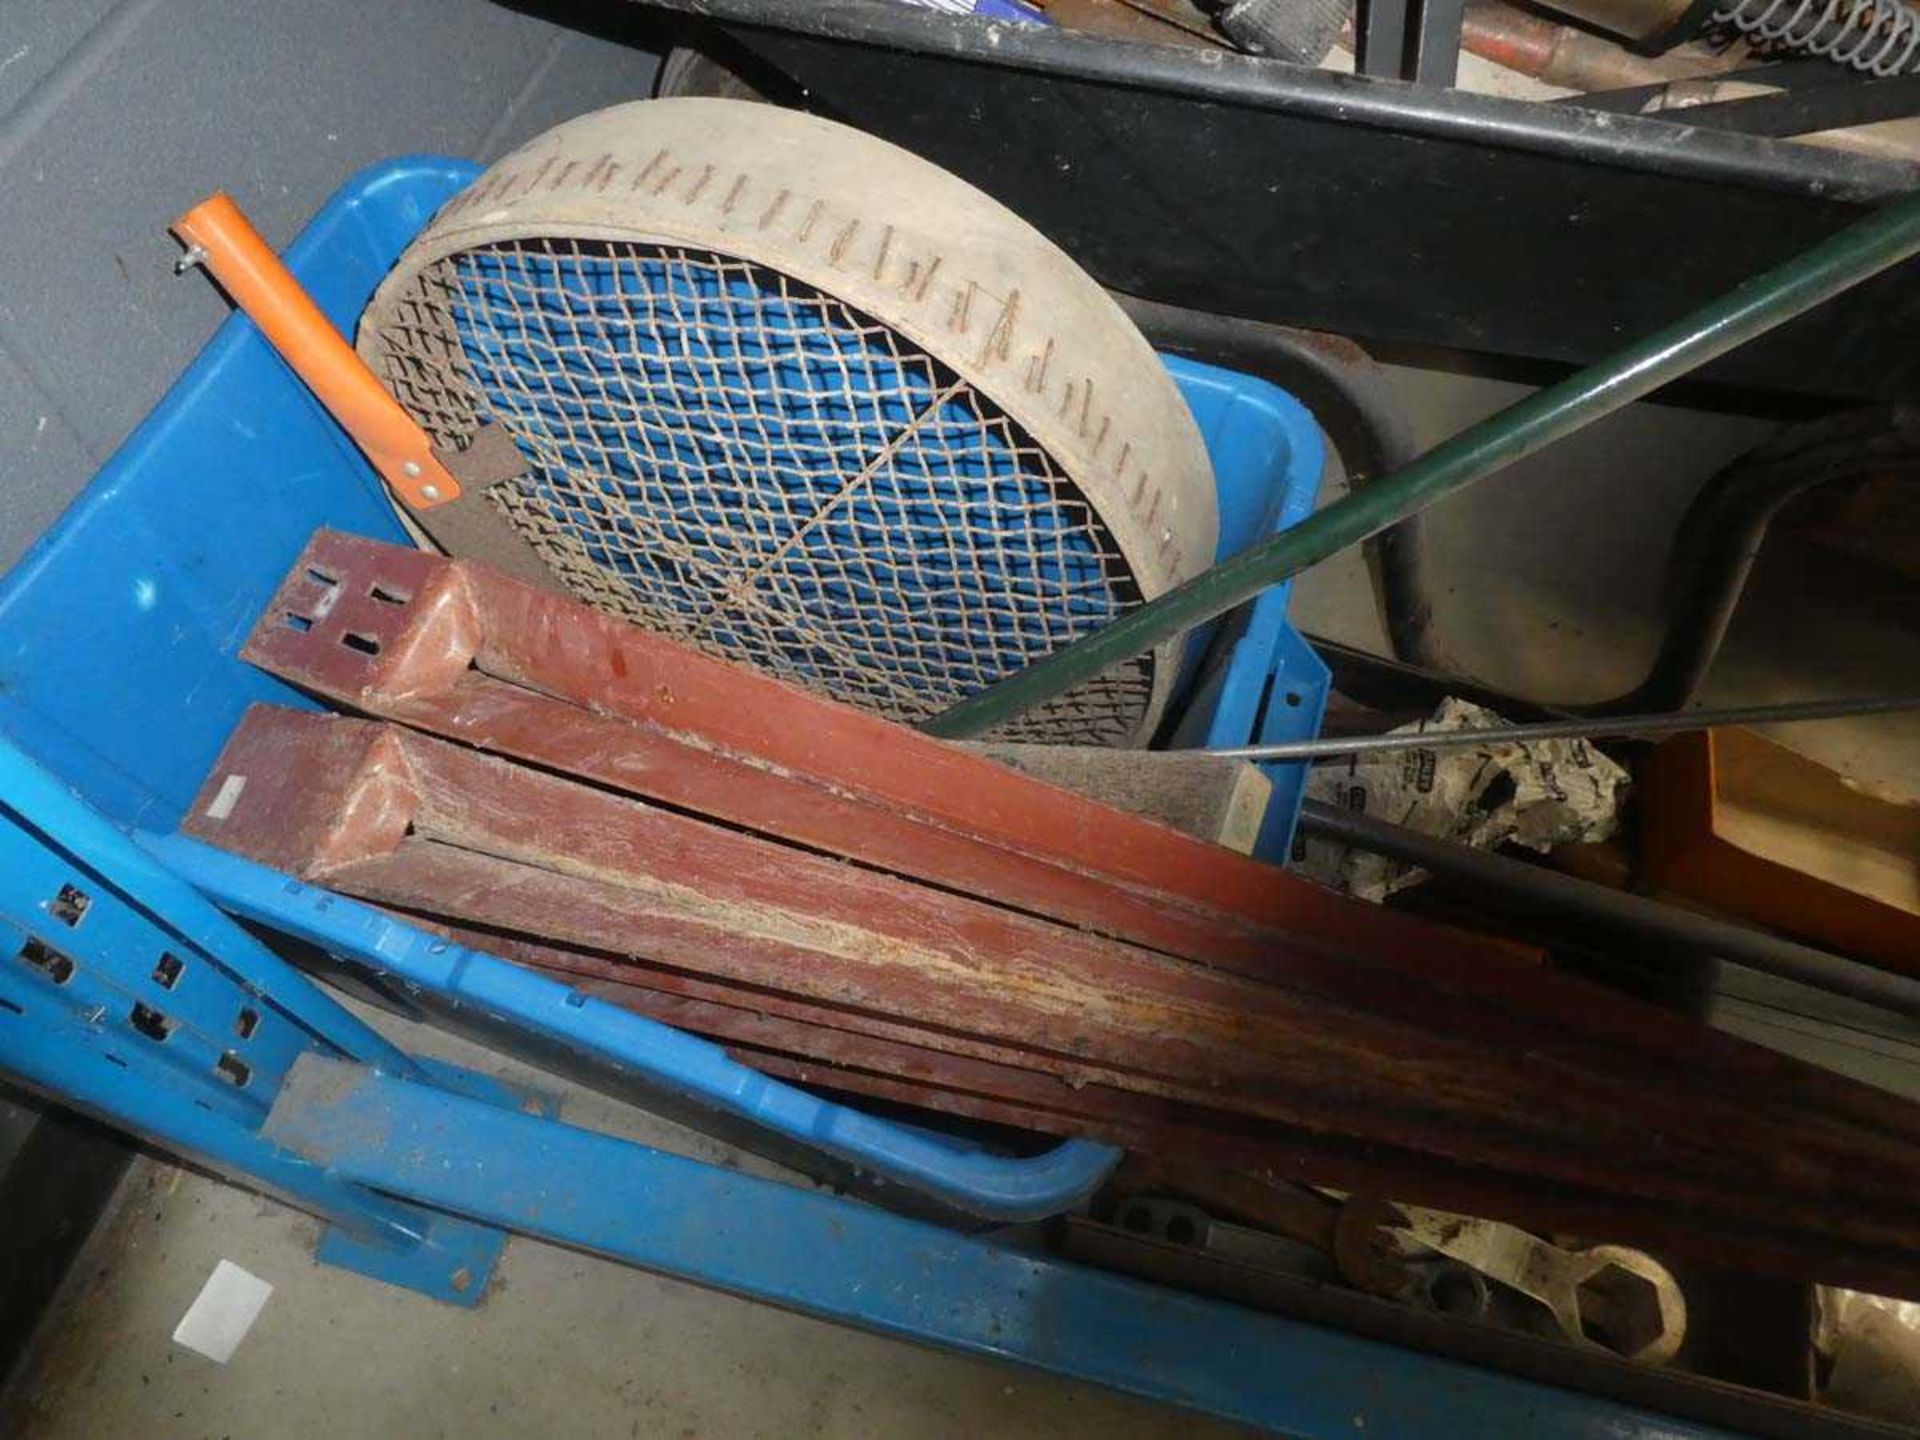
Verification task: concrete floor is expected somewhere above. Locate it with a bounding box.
[3,312,1917,1440]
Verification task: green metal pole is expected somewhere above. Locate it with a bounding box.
[924,190,1920,740]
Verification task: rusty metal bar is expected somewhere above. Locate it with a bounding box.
[180,704,1920,1293]
[241,530,1491,980]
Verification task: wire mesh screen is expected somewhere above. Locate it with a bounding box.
[371,237,1157,743]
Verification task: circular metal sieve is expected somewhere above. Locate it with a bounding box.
[361,100,1217,744]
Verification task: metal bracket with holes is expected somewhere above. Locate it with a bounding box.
[0,732,526,1305]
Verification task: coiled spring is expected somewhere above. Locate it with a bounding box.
[1711,0,1920,73]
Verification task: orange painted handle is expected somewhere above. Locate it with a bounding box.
[172,192,459,510]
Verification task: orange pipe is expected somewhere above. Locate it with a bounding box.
[171,192,459,511]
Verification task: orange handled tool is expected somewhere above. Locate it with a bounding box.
[172,193,459,511]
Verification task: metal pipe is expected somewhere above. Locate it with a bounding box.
[1295,799,1920,1019]
[923,187,1920,738]
[1593,405,1920,715]
[1205,693,1920,761]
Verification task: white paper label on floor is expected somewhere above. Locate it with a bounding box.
[172,1260,273,1363]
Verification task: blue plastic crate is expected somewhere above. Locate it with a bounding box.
[0,155,1326,856]
[0,152,1325,1229]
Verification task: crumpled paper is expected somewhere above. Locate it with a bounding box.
[1298,698,1628,902]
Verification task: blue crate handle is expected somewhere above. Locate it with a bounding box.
[144,831,1120,1221]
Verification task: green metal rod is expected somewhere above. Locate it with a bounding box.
[924,190,1920,740]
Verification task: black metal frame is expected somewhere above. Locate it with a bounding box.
[630,0,1920,401]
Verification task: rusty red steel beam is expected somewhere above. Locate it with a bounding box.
[471,943,1559,1204]
[241,531,1521,978]
[414,911,1096,1083]
[565,974,1624,1217]
[190,708,1435,1112]
[242,532,1920,1124]
[400,914,1435,1190]
[444,915,1920,1230]
[184,706,1920,1257]
[176,709,1727,1114]
[452,913,1920,1282]
[420,915,1477,1186]
[191,709,1671,1171]
[206,702,1920,1220]
[567,973,1278,1153]
[196,703,1920,1179]
[434,899,1920,1175]
[561,974,1695,1217]
[527,936,1920,1281]
[466,939,1524,1209]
